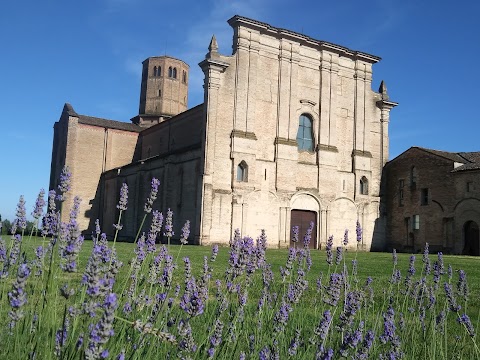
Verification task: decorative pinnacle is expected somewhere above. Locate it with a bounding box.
[379,80,389,100]
[208,34,218,53]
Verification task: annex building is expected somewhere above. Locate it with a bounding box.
[49,15,397,249]
[385,147,480,255]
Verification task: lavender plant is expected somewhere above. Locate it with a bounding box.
[1,173,480,359]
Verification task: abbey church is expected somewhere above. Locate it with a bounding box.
[49,15,397,249]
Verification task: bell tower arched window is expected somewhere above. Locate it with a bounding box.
[296,114,314,151]
[168,66,173,78]
[360,176,368,195]
[237,161,248,182]
[172,67,177,79]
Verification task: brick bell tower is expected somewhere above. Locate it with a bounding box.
[131,56,189,128]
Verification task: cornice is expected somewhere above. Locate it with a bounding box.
[231,130,257,140]
[228,15,381,64]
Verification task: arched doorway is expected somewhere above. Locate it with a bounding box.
[463,221,479,256]
[290,210,317,249]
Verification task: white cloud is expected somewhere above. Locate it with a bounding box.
[175,0,272,105]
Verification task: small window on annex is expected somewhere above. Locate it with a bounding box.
[398,179,405,206]
[237,161,248,182]
[421,188,429,205]
[359,176,368,195]
[410,166,417,189]
[413,214,420,230]
[296,114,314,151]
[467,181,474,192]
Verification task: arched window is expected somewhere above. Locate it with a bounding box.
[172,67,177,79]
[157,66,161,76]
[410,166,417,189]
[296,114,314,151]
[153,66,157,76]
[237,161,248,182]
[360,176,368,195]
[182,70,187,83]
[168,66,173,77]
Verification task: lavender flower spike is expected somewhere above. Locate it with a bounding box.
[144,178,160,213]
[180,220,190,245]
[164,208,174,239]
[356,220,362,243]
[60,196,84,272]
[292,226,299,243]
[32,189,46,221]
[146,210,164,252]
[11,195,27,235]
[117,183,128,211]
[8,263,31,328]
[335,246,343,265]
[211,244,219,262]
[57,165,71,201]
[343,229,349,246]
[42,190,58,237]
[0,237,7,264]
[458,314,475,337]
[326,235,333,265]
[85,293,118,360]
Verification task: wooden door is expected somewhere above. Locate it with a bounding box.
[290,210,317,249]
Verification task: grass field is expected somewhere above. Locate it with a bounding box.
[1,233,480,359]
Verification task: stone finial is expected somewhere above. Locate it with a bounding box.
[208,34,219,53]
[379,80,389,100]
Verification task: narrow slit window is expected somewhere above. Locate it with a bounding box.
[410,166,417,190]
[421,188,429,205]
[399,179,405,206]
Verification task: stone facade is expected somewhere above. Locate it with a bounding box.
[385,147,480,255]
[49,15,397,249]
[198,16,396,249]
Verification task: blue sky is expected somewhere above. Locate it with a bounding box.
[1,0,479,221]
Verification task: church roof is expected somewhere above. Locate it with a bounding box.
[415,147,467,163]
[62,103,142,132]
[228,15,381,63]
[77,114,142,133]
[391,146,480,173]
[452,152,480,172]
